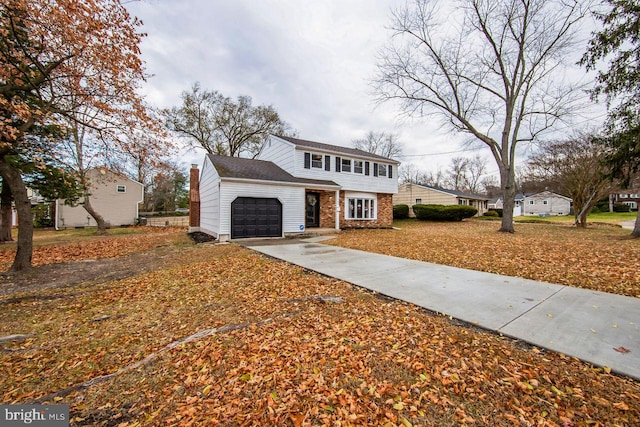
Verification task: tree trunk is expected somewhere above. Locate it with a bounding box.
[82,193,108,235]
[0,158,33,271]
[632,209,640,238]
[0,180,13,242]
[499,166,516,233]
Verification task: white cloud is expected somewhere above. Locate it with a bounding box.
[126,0,602,177]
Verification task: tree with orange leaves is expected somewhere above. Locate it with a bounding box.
[0,0,157,271]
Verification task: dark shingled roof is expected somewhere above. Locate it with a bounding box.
[275,135,399,163]
[208,154,339,188]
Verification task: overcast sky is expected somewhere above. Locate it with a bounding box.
[125,0,604,179]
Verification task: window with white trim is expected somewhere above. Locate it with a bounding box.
[415,198,422,204]
[543,200,548,205]
[529,200,535,205]
[377,164,387,177]
[353,160,363,174]
[341,158,351,173]
[347,197,376,220]
[311,154,323,169]
[117,185,126,193]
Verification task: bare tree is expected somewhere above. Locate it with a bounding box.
[374,0,591,232]
[399,162,429,184]
[165,83,293,158]
[352,131,403,159]
[445,157,469,191]
[527,134,612,227]
[464,155,488,194]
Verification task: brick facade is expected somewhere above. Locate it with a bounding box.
[318,191,336,228]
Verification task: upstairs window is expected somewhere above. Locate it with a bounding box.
[341,158,351,173]
[311,154,323,168]
[415,198,422,204]
[117,185,126,193]
[304,152,330,170]
[353,160,363,174]
[529,200,535,205]
[543,200,549,205]
[377,164,387,177]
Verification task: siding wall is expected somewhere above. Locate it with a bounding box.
[199,157,221,235]
[259,136,399,195]
[293,149,397,193]
[258,136,296,173]
[393,184,457,217]
[57,169,143,228]
[524,193,571,216]
[218,182,305,240]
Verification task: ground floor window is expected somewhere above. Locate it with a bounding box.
[347,197,376,220]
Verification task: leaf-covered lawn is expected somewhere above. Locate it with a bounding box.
[328,220,640,298]
[0,227,185,270]
[1,229,639,425]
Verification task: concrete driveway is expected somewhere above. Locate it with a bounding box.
[246,238,640,381]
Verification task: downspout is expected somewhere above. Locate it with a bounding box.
[54,199,59,230]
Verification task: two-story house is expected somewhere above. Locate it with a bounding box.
[190,135,400,240]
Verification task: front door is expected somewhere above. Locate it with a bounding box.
[305,192,320,228]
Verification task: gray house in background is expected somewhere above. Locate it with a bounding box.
[523,191,571,216]
[55,168,144,229]
[490,191,571,217]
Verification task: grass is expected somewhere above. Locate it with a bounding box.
[0,226,639,425]
[513,211,637,224]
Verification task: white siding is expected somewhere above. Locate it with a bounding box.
[524,192,571,216]
[199,157,221,235]
[218,182,305,238]
[259,136,399,194]
[258,136,296,173]
[291,149,398,194]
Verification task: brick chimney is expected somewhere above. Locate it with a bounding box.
[189,164,200,229]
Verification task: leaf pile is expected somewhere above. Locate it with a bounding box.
[329,220,640,298]
[1,230,639,426]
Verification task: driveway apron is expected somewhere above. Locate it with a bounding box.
[246,240,640,381]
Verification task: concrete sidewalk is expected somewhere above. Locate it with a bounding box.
[246,239,640,380]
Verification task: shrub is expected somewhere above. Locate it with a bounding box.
[483,210,499,217]
[412,204,478,221]
[393,204,410,219]
[493,208,504,217]
[590,205,601,214]
[613,203,631,212]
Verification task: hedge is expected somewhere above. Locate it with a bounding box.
[614,203,631,212]
[393,204,410,219]
[412,204,478,221]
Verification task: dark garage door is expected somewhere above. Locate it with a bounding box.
[231,197,282,239]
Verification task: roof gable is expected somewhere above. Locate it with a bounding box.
[274,135,399,163]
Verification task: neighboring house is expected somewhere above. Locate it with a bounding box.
[55,168,144,228]
[522,191,571,216]
[394,183,489,216]
[190,135,400,241]
[610,189,640,211]
[489,194,525,217]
